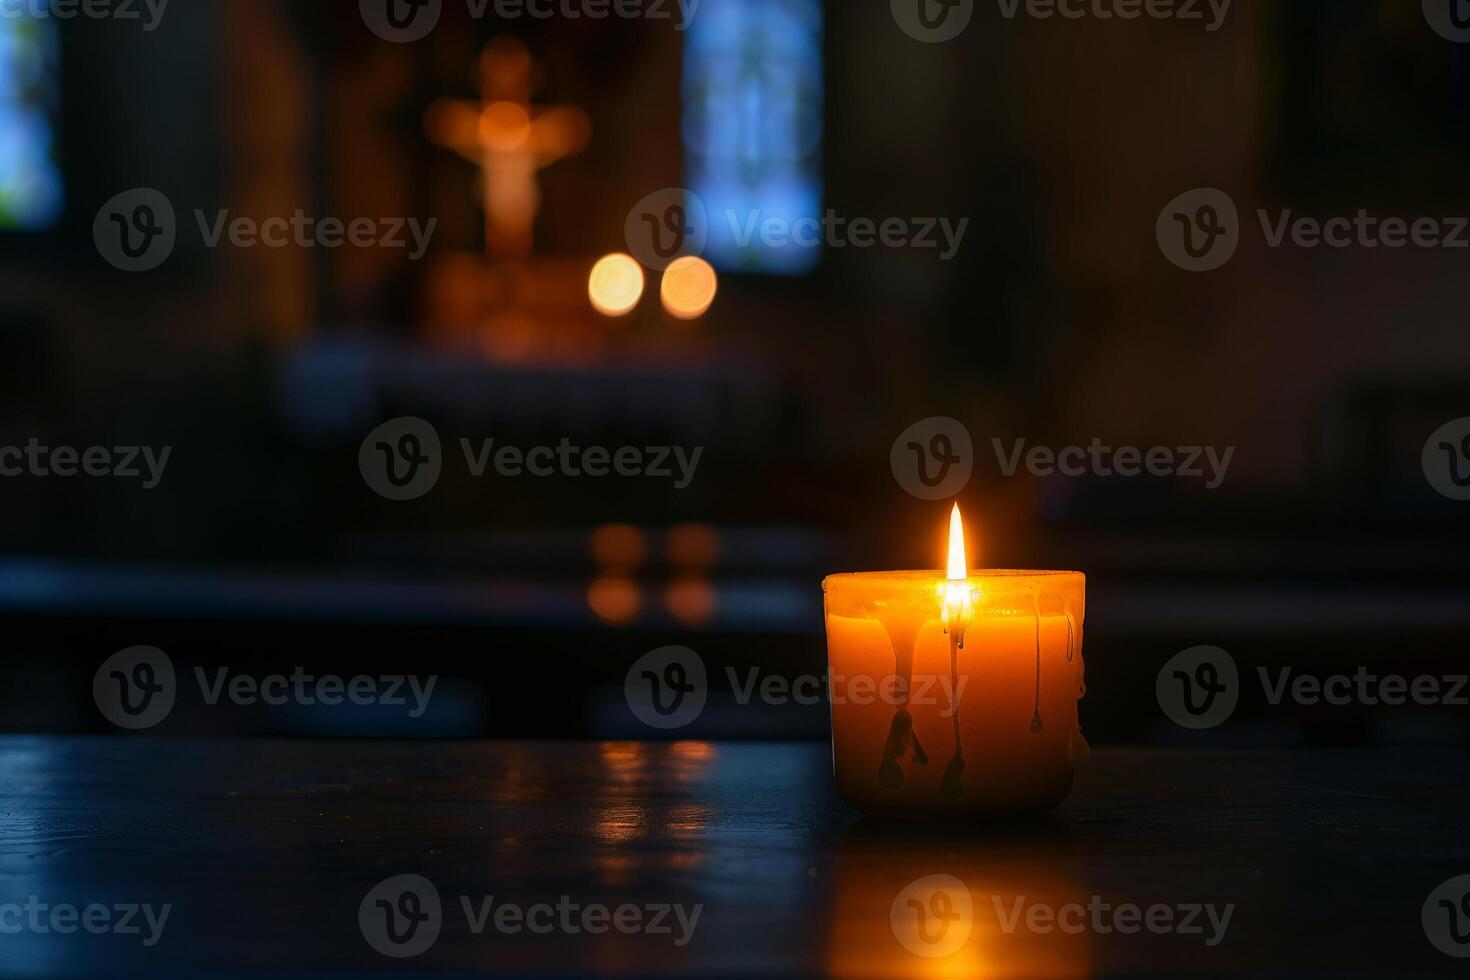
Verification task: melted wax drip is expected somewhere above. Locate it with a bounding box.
[876,617,927,790]
[939,625,966,801]
[1067,603,1090,766]
[1029,596,1045,734]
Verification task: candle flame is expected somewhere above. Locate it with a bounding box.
[947,503,968,581]
[941,504,975,633]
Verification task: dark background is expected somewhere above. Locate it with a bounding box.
[2,0,1468,746]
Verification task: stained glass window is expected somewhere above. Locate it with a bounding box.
[0,12,62,230]
[684,0,823,276]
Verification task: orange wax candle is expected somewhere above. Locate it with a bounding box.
[822,505,1087,816]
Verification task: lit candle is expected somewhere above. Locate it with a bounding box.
[822,505,1087,816]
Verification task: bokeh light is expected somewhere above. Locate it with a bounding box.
[587,576,641,625]
[590,524,649,571]
[665,576,716,626]
[588,253,646,317]
[667,523,720,570]
[660,256,718,320]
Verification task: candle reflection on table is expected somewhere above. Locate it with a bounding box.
[826,821,1092,978]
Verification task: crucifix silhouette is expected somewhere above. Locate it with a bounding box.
[424,37,591,261]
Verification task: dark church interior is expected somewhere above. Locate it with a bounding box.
[1,1,1467,975]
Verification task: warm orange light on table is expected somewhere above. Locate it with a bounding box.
[823,505,1087,816]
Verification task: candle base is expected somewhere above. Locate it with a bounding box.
[835,764,1077,819]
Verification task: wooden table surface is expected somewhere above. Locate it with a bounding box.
[0,738,1465,978]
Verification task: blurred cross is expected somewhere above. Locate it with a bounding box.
[425,37,591,260]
